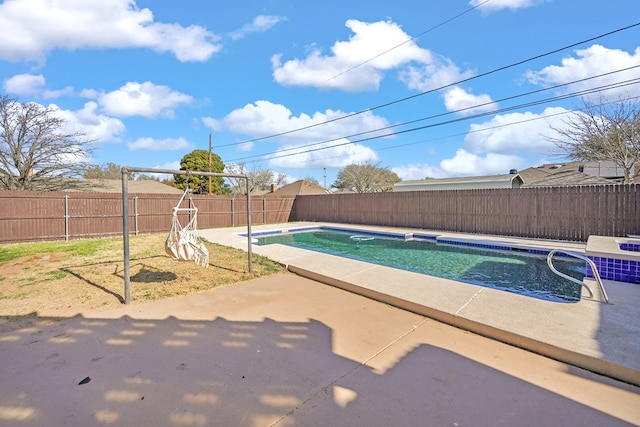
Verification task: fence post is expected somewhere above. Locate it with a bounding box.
[263,198,267,224]
[231,198,235,227]
[64,194,69,241]
[134,196,139,236]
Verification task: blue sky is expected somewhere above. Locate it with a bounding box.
[1,0,639,187]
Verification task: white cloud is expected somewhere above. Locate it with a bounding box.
[3,73,45,95]
[127,137,193,151]
[392,148,525,179]
[525,45,640,101]
[399,58,475,92]
[272,19,431,92]
[99,82,194,119]
[155,160,181,170]
[440,149,523,176]
[4,73,75,98]
[0,0,221,63]
[142,160,182,180]
[51,101,126,143]
[464,106,569,155]
[470,0,544,13]
[392,163,447,180]
[201,117,223,131]
[267,139,379,169]
[229,15,285,40]
[442,86,497,114]
[205,100,390,143]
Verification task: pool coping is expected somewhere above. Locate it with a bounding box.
[199,222,640,387]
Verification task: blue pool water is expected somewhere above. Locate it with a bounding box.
[256,229,586,302]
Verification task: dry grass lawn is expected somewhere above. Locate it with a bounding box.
[0,233,284,332]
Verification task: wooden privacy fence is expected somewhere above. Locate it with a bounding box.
[293,184,640,242]
[1,185,638,244]
[0,191,296,244]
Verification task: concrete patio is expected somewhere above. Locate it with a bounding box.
[0,222,639,426]
[200,222,640,387]
[1,274,639,426]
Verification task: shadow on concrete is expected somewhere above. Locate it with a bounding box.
[0,313,634,426]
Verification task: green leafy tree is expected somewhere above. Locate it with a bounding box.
[174,149,226,194]
[333,161,401,193]
[548,97,640,184]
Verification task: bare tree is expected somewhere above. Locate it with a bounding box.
[302,176,321,186]
[84,162,137,180]
[332,161,401,193]
[225,162,288,194]
[0,95,94,190]
[547,97,640,184]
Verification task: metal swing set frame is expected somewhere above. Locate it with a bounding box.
[120,166,253,304]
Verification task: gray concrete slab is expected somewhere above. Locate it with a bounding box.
[1,274,639,426]
[200,222,640,387]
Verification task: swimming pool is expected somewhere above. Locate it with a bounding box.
[256,228,586,302]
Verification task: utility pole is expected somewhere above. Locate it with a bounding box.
[324,167,327,189]
[208,133,212,195]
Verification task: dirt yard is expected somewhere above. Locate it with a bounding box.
[0,233,284,332]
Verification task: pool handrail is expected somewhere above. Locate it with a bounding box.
[546,249,609,304]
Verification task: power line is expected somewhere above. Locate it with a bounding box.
[227,65,640,163]
[311,92,640,169]
[217,20,640,148]
[233,78,640,165]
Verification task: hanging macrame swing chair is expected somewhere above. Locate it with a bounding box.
[165,178,209,267]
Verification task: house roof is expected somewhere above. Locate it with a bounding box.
[517,163,583,185]
[269,180,328,196]
[522,169,613,187]
[518,161,626,186]
[63,179,184,194]
[393,174,523,191]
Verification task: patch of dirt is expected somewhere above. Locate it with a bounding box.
[0,233,284,333]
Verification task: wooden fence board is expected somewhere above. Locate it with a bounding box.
[0,186,637,243]
[293,185,639,242]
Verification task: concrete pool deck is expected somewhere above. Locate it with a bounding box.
[2,274,639,426]
[199,222,640,387]
[1,223,639,425]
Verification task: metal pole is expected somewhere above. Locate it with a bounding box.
[246,179,253,272]
[121,169,131,304]
[120,166,251,303]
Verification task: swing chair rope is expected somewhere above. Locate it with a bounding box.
[164,171,209,267]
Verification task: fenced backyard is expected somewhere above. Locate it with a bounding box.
[0,191,296,243]
[0,184,638,244]
[294,184,640,242]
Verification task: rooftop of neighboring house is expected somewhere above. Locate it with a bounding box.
[61,178,184,194]
[518,161,626,186]
[393,173,524,191]
[521,169,613,187]
[267,180,329,196]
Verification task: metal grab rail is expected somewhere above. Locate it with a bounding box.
[546,249,609,304]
